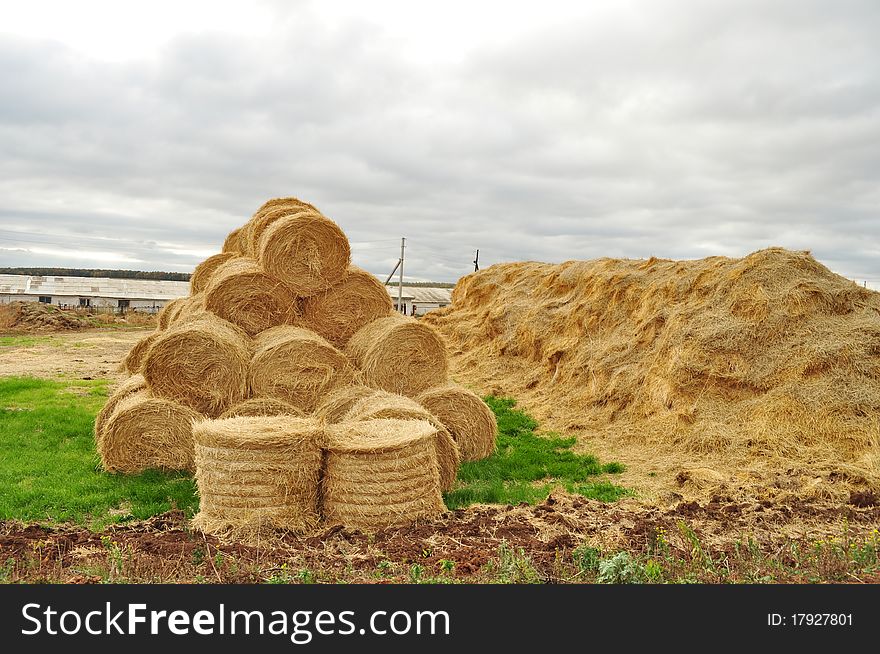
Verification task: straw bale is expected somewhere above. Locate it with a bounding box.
[343,391,460,490]
[417,385,497,461]
[301,265,393,347]
[220,397,304,419]
[424,247,880,499]
[323,419,445,530]
[191,416,324,535]
[157,298,185,330]
[99,390,200,473]
[222,227,245,254]
[249,326,355,412]
[143,313,250,417]
[346,314,448,397]
[122,331,160,373]
[244,197,322,257]
[204,257,300,336]
[166,294,209,328]
[94,374,147,448]
[190,252,236,295]
[257,213,350,296]
[314,385,376,423]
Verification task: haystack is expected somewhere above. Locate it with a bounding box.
[157,298,185,330]
[220,397,304,418]
[122,332,160,373]
[244,197,322,257]
[203,257,299,336]
[190,252,236,295]
[142,313,250,417]
[249,326,355,412]
[258,213,350,296]
[346,314,448,396]
[417,385,497,461]
[94,374,147,447]
[191,416,324,535]
[164,294,208,329]
[323,419,445,531]
[343,391,460,491]
[222,227,245,255]
[301,266,393,347]
[314,385,376,423]
[99,390,200,473]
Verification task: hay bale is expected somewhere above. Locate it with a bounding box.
[249,326,355,412]
[204,257,300,336]
[190,252,236,295]
[94,374,147,447]
[157,298,185,330]
[220,397,304,419]
[301,266,393,347]
[314,385,376,423]
[169,294,209,326]
[143,313,250,417]
[122,331,160,373]
[417,385,497,461]
[258,213,350,296]
[323,419,445,531]
[222,227,245,254]
[99,390,200,473]
[191,416,324,535]
[344,391,460,491]
[244,197,322,257]
[346,314,449,397]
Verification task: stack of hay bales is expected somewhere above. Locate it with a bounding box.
[97,196,497,535]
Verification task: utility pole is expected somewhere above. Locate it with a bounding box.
[473,249,480,272]
[398,237,406,313]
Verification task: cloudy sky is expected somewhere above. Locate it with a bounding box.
[1,0,878,285]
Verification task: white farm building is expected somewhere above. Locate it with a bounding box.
[0,273,453,316]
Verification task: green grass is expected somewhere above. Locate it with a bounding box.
[444,396,629,509]
[0,335,56,347]
[0,376,198,527]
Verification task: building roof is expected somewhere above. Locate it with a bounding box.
[391,286,452,304]
[0,274,190,301]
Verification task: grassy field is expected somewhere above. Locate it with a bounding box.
[0,376,627,527]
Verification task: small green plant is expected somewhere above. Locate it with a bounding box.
[297,568,316,584]
[409,564,425,583]
[572,545,602,574]
[597,552,646,584]
[265,564,293,584]
[438,559,455,574]
[100,535,125,580]
[490,541,541,584]
[644,559,664,583]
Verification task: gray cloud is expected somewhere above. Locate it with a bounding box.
[0,0,878,286]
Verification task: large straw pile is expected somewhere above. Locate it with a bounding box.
[100,195,498,534]
[425,247,880,500]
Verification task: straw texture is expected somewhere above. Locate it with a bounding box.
[220,397,305,419]
[314,385,376,423]
[417,385,497,461]
[190,252,236,295]
[94,374,147,448]
[122,332,160,374]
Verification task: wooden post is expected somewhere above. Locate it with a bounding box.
[474,249,480,272]
[398,237,406,313]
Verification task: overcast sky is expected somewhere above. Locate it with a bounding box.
[0,0,878,285]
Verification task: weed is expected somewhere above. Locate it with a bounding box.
[572,545,602,573]
[597,552,646,584]
[489,541,541,584]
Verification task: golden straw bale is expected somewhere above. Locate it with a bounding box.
[323,419,445,531]
[314,385,376,423]
[220,397,304,419]
[249,326,355,412]
[343,391,460,491]
[258,213,350,296]
[203,257,300,336]
[143,313,250,417]
[301,266,393,347]
[157,298,185,330]
[346,314,448,397]
[94,374,147,448]
[99,390,200,473]
[222,227,245,254]
[244,197,322,257]
[190,252,236,295]
[169,294,209,326]
[417,385,497,461]
[122,331,160,373]
[191,416,324,535]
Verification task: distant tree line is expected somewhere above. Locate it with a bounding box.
[0,267,191,281]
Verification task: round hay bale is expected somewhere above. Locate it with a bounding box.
[343,391,460,491]
[94,374,147,447]
[204,257,300,336]
[222,227,245,254]
[249,326,356,412]
[245,197,322,257]
[417,385,497,461]
[191,416,324,535]
[314,385,376,423]
[323,419,445,531]
[258,213,350,296]
[190,252,236,295]
[157,298,186,330]
[99,390,200,473]
[220,397,304,419]
[122,331,160,373]
[301,266,393,347]
[346,314,449,397]
[169,294,209,327]
[143,313,250,417]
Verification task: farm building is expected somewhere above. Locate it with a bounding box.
[0,274,190,313]
[389,286,453,316]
